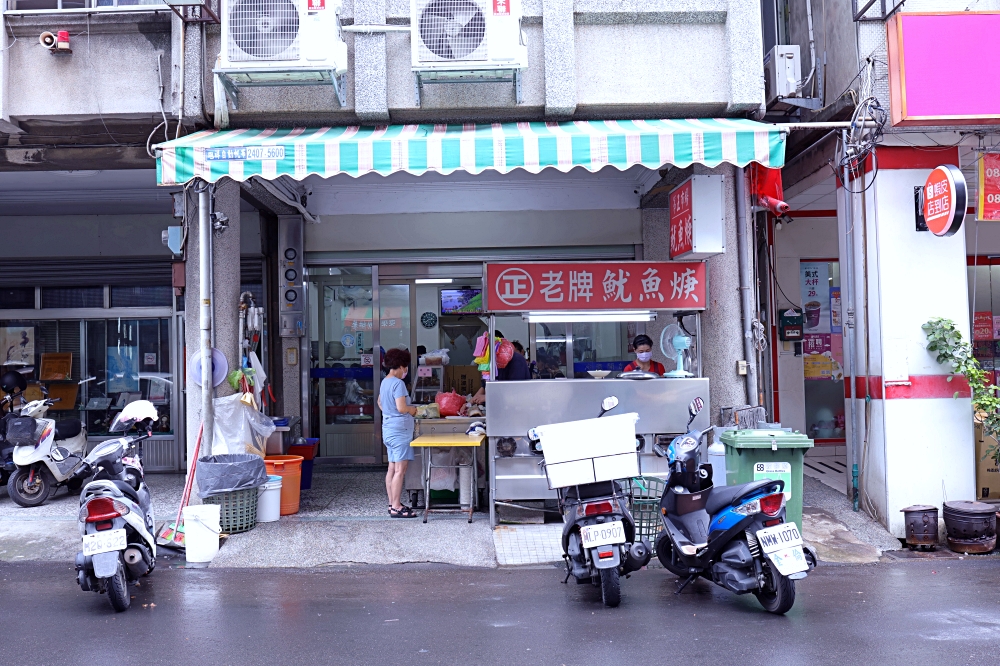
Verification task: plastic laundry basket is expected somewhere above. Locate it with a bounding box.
[203,486,259,533]
[265,455,303,515]
[629,476,666,554]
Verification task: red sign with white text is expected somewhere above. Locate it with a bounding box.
[979,153,1000,221]
[669,180,693,258]
[308,0,325,9]
[485,262,707,312]
[493,0,509,15]
[923,165,966,236]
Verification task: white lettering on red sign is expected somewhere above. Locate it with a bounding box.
[308,0,325,9]
[638,267,664,303]
[602,269,632,303]
[496,267,534,306]
[670,180,694,258]
[569,271,593,302]
[670,268,699,303]
[980,153,1000,221]
[540,271,565,302]
[493,0,509,15]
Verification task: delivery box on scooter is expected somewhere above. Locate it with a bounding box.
[536,413,640,489]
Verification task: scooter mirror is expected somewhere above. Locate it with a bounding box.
[688,397,704,418]
[601,396,619,412]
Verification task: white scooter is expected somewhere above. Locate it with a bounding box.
[75,400,157,612]
[7,392,88,507]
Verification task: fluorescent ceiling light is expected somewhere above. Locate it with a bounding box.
[524,311,657,323]
[415,278,453,284]
[535,336,568,343]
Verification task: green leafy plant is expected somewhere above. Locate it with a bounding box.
[923,317,1000,448]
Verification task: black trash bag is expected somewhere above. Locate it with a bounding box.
[196,454,268,498]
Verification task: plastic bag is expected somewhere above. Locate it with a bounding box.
[435,390,465,417]
[496,339,514,368]
[429,448,457,490]
[212,393,276,457]
[195,453,268,498]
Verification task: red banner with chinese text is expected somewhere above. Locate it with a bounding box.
[484,261,707,312]
[669,180,694,258]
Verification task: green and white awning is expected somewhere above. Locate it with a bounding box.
[155,119,786,186]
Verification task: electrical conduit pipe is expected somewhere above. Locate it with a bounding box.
[736,167,759,407]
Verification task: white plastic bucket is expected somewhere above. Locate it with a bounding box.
[257,474,282,523]
[458,466,473,507]
[183,504,221,563]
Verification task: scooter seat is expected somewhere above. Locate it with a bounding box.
[111,480,141,505]
[705,480,780,516]
[54,419,82,441]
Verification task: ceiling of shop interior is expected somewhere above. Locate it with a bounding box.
[785,177,836,213]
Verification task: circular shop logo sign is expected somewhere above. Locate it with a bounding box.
[922,164,966,237]
[496,268,534,307]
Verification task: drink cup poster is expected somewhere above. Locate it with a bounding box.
[799,262,830,334]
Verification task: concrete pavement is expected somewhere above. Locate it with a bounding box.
[2,559,1000,664]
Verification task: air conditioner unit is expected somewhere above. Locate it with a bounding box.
[410,0,528,73]
[763,45,801,106]
[218,0,347,78]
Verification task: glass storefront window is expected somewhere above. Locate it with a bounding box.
[534,323,568,378]
[0,317,172,436]
[41,286,103,309]
[968,261,1000,385]
[799,260,845,440]
[571,322,631,378]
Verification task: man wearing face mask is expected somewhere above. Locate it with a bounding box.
[622,334,666,376]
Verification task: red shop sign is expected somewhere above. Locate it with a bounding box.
[922,164,966,237]
[669,180,694,258]
[484,261,707,312]
[493,0,509,15]
[979,153,1000,221]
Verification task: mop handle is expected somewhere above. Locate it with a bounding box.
[174,423,203,535]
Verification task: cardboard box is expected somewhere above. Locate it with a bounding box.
[974,421,1000,500]
[444,365,482,397]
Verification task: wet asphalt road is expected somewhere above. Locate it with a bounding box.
[2,558,1000,665]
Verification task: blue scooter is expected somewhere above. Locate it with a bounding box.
[652,398,816,614]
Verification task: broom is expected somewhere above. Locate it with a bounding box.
[157,423,203,550]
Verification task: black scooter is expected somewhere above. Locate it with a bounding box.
[530,396,651,608]
[652,398,816,614]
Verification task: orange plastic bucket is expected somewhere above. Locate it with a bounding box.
[264,455,303,515]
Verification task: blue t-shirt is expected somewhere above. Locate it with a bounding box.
[380,376,414,436]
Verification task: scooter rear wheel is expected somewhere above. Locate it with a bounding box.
[106,562,131,613]
[754,562,796,614]
[7,467,53,508]
[600,568,621,607]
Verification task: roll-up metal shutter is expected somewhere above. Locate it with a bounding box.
[0,258,173,287]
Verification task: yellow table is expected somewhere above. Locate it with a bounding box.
[411,433,485,523]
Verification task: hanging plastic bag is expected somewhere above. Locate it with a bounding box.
[435,390,465,417]
[429,448,458,490]
[496,339,514,369]
[212,393,276,457]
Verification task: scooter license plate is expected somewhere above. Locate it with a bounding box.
[580,521,626,548]
[82,529,127,556]
[755,522,803,554]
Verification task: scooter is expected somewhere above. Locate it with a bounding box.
[75,400,157,613]
[652,398,816,615]
[0,370,30,487]
[530,396,652,608]
[6,389,88,507]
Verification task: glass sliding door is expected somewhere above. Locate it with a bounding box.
[312,268,380,461]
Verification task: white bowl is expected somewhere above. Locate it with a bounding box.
[587,370,611,379]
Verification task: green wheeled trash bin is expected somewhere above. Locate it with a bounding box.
[719,429,814,529]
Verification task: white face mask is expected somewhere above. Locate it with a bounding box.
[636,351,652,363]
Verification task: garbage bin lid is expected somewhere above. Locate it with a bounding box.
[719,429,814,449]
[900,504,937,513]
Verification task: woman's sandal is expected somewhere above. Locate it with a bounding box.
[390,506,418,518]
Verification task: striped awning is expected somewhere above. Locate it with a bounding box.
[155,119,786,186]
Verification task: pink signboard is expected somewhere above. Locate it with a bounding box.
[887,13,1000,126]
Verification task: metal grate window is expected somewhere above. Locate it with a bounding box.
[0,288,34,310]
[417,0,488,62]
[228,0,301,62]
[41,286,104,309]
[110,286,173,308]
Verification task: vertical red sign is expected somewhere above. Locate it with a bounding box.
[308,0,325,9]
[979,153,1000,221]
[493,0,509,15]
[974,311,994,341]
[669,180,693,258]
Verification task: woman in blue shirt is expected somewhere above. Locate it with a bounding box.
[379,348,418,518]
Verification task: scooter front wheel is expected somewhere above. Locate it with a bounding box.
[106,562,131,612]
[754,562,796,614]
[599,568,621,608]
[7,467,53,508]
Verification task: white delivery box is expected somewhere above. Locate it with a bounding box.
[536,413,640,489]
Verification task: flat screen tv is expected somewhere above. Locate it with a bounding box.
[441,288,483,314]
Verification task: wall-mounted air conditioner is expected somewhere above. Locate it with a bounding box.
[763,44,800,107]
[409,0,528,103]
[215,0,348,116]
